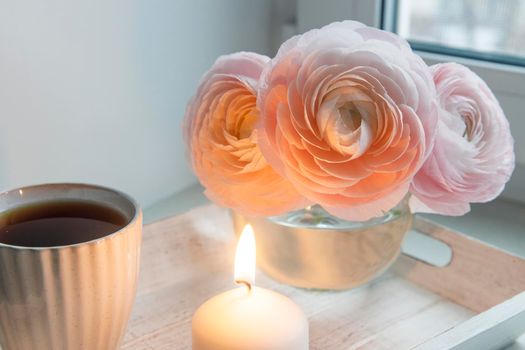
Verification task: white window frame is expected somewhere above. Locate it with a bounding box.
[296,0,525,203]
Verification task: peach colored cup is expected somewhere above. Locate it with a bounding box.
[0,183,142,350]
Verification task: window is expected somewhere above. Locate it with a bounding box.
[394,0,525,67]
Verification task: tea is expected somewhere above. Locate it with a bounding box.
[0,200,128,247]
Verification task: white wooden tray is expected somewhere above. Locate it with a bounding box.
[122,205,525,350]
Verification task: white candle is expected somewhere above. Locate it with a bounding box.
[192,225,309,350]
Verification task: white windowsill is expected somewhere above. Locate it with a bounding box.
[144,183,525,258]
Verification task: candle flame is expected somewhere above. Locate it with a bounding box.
[234,224,256,289]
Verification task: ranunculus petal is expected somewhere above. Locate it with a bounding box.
[325,183,410,221]
[410,63,515,215]
[184,52,310,216]
[409,192,470,216]
[257,20,438,221]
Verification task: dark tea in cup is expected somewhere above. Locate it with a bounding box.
[0,200,129,247]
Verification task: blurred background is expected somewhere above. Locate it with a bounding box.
[397,0,525,62]
[1,0,524,219]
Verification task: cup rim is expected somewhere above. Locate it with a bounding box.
[0,182,142,251]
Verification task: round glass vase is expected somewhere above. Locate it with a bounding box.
[231,199,412,290]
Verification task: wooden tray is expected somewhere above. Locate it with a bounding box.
[121,205,525,350]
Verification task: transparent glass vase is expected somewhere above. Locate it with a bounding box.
[231,198,412,290]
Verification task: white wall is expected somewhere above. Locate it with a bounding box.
[0,0,272,207]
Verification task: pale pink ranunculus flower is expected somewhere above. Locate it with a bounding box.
[256,21,438,221]
[184,52,309,216]
[410,63,515,215]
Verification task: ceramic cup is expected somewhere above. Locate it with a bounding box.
[0,183,142,350]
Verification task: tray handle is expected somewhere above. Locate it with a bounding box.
[394,217,525,313]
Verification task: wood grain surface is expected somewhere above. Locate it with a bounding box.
[121,205,525,350]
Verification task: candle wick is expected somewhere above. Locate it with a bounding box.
[234,279,252,292]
